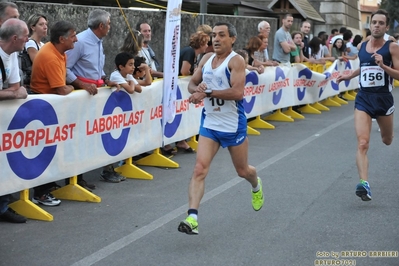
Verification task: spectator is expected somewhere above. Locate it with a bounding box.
[343,30,353,54]
[308,37,333,63]
[66,9,125,184]
[30,21,78,205]
[136,21,163,78]
[236,49,263,73]
[0,3,27,224]
[272,14,297,64]
[257,20,270,60]
[20,14,47,88]
[196,24,213,56]
[179,31,209,76]
[331,38,346,60]
[243,36,265,73]
[346,32,362,58]
[326,28,338,48]
[254,34,278,67]
[329,27,347,54]
[300,20,311,59]
[110,52,141,93]
[290,31,304,63]
[133,56,152,86]
[120,30,143,56]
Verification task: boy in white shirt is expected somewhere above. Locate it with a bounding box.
[110,52,142,93]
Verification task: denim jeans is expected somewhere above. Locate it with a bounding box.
[0,195,10,214]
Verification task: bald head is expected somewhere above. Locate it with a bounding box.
[258,21,270,37]
[0,18,28,53]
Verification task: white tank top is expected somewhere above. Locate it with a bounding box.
[201,51,246,133]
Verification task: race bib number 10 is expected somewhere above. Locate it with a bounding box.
[360,66,385,87]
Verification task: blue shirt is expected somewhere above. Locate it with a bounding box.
[66,29,105,83]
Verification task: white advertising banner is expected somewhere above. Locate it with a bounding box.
[162,0,182,140]
[0,59,359,195]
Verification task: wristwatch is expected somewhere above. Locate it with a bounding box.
[204,89,212,97]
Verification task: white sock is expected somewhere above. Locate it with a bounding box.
[189,214,198,221]
[252,179,260,193]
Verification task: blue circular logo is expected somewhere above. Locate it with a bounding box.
[272,67,285,105]
[164,86,182,138]
[297,68,312,101]
[101,91,132,156]
[344,61,352,87]
[7,99,58,180]
[243,71,258,113]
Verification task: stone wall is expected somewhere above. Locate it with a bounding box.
[17,1,277,75]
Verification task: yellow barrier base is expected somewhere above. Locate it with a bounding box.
[8,190,53,221]
[333,95,348,105]
[247,125,260,135]
[263,109,294,122]
[52,176,101,202]
[342,91,355,101]
[247,115,275,132]
[299,104,321,114]
[321,97,341,107]
[247,115,275,129]
[283,107,305,119]
[349,90,357,97]
[115,157,153,180]
[311,102,330,111]
[187,136,198,151]
[135,148,179,168]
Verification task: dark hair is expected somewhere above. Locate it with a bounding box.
[115,52,134,71]
[291,31,303,40]
[365,29,371,37]
[309,37,321,56]
[214,22,237,38]
[283,14,293,20]
[339,27,347,34]
[371,9,390,26]
[343,30,353,41]
[0,2,18,21]
[332,38,346,52]
[133,56,146,75]
[352,35,363,46]
[331,29,338,35]
[50,20,75,44]
[318,31,328,45]
[136,21,148,31]
[27,14,47,36]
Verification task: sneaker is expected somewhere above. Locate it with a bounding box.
[178,216,198,235]
[356,180,371,201]
[252,177,264,211]
[32,193,61,206]
[0,208,27,223]
[100,169,121,183]
[78,179,96,190]
[112,167,126,181]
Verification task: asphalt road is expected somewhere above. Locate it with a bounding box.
[1,91,399,266]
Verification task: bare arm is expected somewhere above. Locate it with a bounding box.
[280,41,297,54]
[55,85,74,95]
[0,83,27,100]
[337,68,360,83]
[377,42,399,80]
[180,61,192,76]
[27,47,39,62]
[187,53,213,94]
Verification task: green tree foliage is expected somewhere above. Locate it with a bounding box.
[379,0,399,33]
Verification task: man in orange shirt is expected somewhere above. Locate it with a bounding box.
[30,21,77,95]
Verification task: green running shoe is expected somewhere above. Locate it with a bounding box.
[178,216,198,235]
[252,177,264,211]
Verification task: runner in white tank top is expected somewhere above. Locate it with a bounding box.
[178,22,264,235]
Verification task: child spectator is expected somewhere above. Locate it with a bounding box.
[110,52,141,93]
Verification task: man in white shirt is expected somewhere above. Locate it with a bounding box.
[136,21,163,78]
[257,20,270,60]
